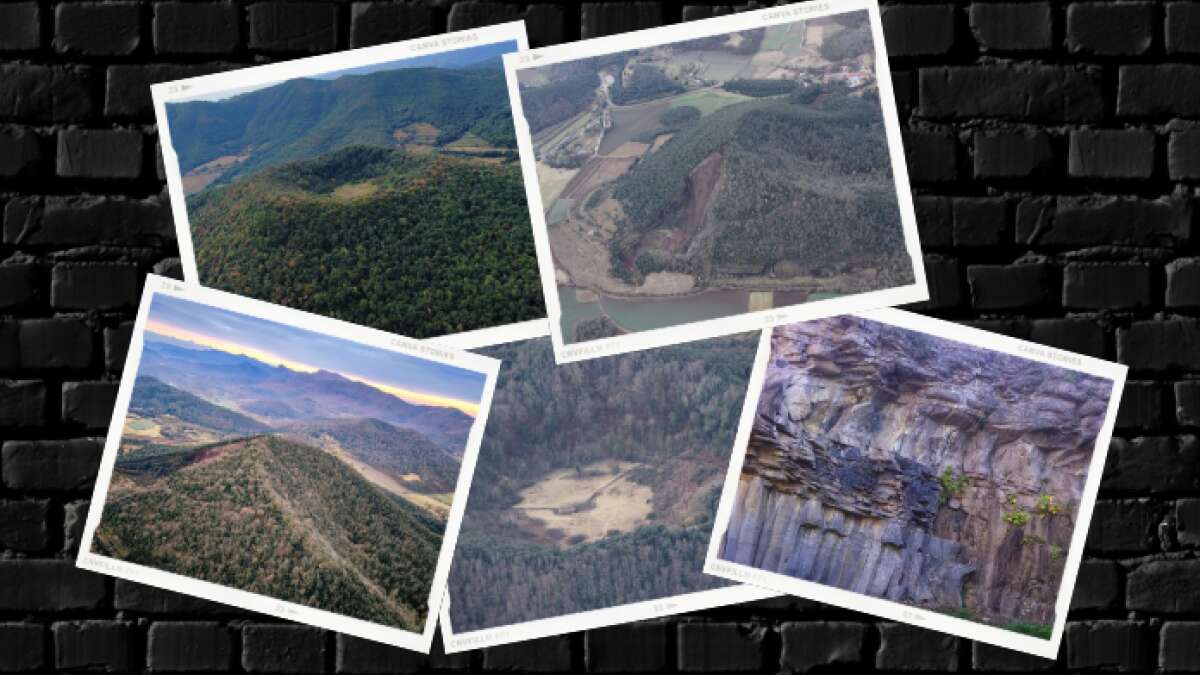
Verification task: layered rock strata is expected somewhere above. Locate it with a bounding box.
[719,316,1111,625]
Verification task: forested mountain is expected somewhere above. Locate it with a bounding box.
[283,417,461,494]
[96,435,444,630]
[185,145,544,339]
[167,65,517,181]
[610,93,910,282]
[447,336,755,631]
[129,376,268,434]
[141,335,474,451]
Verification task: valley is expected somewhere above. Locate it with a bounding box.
[515,12,914,342]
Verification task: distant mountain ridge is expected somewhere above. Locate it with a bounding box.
[140,335,474,451]
[166,66,518,182]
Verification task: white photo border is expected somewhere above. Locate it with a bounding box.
[152,21,549,347]
[502,0,928,365]
[77,274,502,654]
[428,326,778,653]
[703,307,1128,660]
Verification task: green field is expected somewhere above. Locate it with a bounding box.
[761,24,793,51]
[670,89,751,116]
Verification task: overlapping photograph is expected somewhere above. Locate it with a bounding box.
[78,276,499,653]
[154,22,547,344]
[705,310,1126,658]
[432,331,773,652]
[504,0,925,363]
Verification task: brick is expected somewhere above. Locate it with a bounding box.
[968,2,1052,51]
[1177,499,1200,547]
[0,64,94,122]
[881,5,956,56]
[62,381,119,429]
[5,195,173,248]
[1166,3,1200,54]
[677,623,766,672]
[0,3,40,51]
[1086,500,1158,553]
[903,130,961,183]
[18,318,94,369]
[1016,196,1193,247]
[967,263,1060,310]
[1168,131,1200,180]
[919,65,1104,122]
[63,500,89,554]
[114,580,227,614]
[55,2,141,55]
[1063,262,1152,310]
[448,2,520,32]
[0,126,47,176]
[242,625,326,674]
[1069,129,1156,179]
[1070,559,1121,610]
[1160,622,1200,671]
[524,5,566,47]
[148,622,233,672]
[1030,318,1106,358]
[1166,258,1200,307]
[0,500,49,553]
[57,128,145,180]
[105,322,135,371]
[1066,621,1149,671]
[154,257,185,280]
[248,2,338,53]
[0,264,46,310]
[581,3,663,39]
[1127,559,1200,612]
[106,64,230,117]
[482,635,572,671]
[971,641,1054,670]
[1118,320,1200,370]
[964,318,1032,339]
[1118,65,1200,117]
[892,70,916,117]
[1066,2,1154,55]
[154,2,239,54]
[876,623,957,671]
[349,2,433,48]
[0,623,45,671]
[53,621,134,671]
[952,197,1009,246]
[914,196,952,247]
[1177,381,1200,426]
[334,633,424,674]
[1103,436,1200,493]
[52,263,140,310]
[921,256,963,310]
[585,623,666,672]
[0,381,46,428]
[0,323,17,369]
[1,439,102,492]
[780,622,865,673]
[1115,381,1163,429]
[973,128,1057,179]
[0,560,107,611]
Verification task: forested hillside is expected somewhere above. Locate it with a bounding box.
[129,376,268,434]
[96,435,444,630]
[185,145,544,338]
[166,66,517,181]
[447,336,755,631]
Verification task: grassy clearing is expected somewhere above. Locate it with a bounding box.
[332,182,379,201]
[670,89,751,116]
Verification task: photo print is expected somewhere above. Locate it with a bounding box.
[79,276,500,653]
[433,331,774,652]
[504,0,926,363]
[153,22,548,344]
[705,310,1126,658]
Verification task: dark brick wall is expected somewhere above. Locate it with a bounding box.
[0,0,1196,672]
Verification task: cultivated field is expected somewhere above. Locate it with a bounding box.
[514,461,653,545]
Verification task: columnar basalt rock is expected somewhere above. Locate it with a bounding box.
[720,316,1111,626]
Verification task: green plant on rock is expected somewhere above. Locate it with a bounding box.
[938,466,969,505]
[1003,495,1031,527]
[1049,544,1062,561]
[1036,493,1063,518]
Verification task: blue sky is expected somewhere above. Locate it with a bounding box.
[143,295,487,414]
[181,40,517,103]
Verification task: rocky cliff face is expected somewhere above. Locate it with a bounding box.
[719,316,1112,626]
